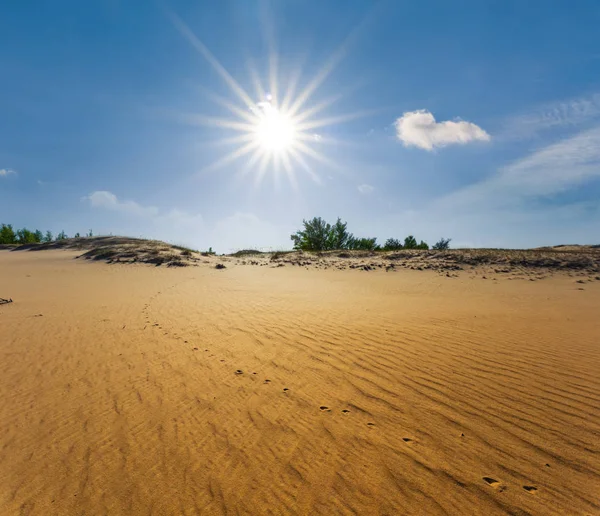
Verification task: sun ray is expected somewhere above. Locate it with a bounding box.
[289,148,321,184]
[177,113,257,133]
[198,89,259,125]
[246,59,266,102]
[201,140,260,174]
[295,108,381,132]
[293,140,339,170]
[281,152,299,190]
[291,93,343,125]
[167,11,255,108]
[207,133,256,147]
[167,7,379,188]
[280,58,307,112]
[254,152,273,188]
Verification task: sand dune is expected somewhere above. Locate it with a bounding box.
[1,249,599,515]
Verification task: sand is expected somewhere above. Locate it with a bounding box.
[1,249,599,515]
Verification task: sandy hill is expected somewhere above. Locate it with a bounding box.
[0,242,599,514]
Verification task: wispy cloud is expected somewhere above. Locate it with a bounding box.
[0,168,17,177]
[502,93,600,140]
[83,190,203,227]
[441,125,600,209]
[395,110,490,151]
[84,191,159,217]
[357,184,374,194]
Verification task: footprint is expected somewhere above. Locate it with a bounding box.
[235,369,243,375]
[193,347,198,351]
[367,422,375,427]
[523,486,538,493]
[341,409,350,414]
[264,379,271,384]
[319,406,331,412]
[483,477,506,491]
[283,388,289,392]
[402,438,413,443]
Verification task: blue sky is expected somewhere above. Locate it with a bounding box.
[1,0,600,252]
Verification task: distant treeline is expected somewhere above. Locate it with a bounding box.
[291,217,451,251]
[0,224,93,244]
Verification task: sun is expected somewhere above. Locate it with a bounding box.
[254,105,296,153]
[167,10,369,187]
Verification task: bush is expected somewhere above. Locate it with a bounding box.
[432,238,451,250]
[291,217,379,251]
[16,228,39,244]
[384,238,403,250]
[0,224,16,244]
[291,217,334,251]
[401,235,429,250]
[403,235,418,249]
[347,236,379,251]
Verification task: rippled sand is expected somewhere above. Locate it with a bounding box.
[1,250,599,515]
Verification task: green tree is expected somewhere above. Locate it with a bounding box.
[384,238,403,250]
[291,217,332,251]
[74,232,81,238]
[43,230,53,243]
[56,230,68,240]
[348,237,379,251]
[33,230,43,243]
[16,228,37,244]
[327,218,353,250]
[403,235,418,249]
[87,229,93,237]
[432,238,451,250]
[0,224,17,244]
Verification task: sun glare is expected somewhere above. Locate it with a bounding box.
[254,106,296,153]
[167,10,368,187]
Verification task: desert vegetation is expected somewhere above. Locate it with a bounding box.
[290,217,447,252]
[0,223,88,245]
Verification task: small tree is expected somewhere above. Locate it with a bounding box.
[56,230,67,240]
[327,218,353,250]
[348,236,379,251]
[33,230,43,243]
[403,235,418,249]
[87,229,93,237]
[432,238,451,250]
[291,217,332,251]
[0,224,17,244]
[384,238,403,251]
[74,232,81,238]
[43,230,53,243]
[16,228,38,244]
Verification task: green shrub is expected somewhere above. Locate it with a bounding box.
[432,238,451,250]
[0,224,16,244]
[384,238,403,250]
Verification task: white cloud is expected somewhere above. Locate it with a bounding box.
[84,190,159,217]
[357,184,374,194]
[83,191,203,234]
[395,110,490,151]
[0,168,17,177]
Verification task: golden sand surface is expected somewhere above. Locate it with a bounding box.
[1,249,599,515]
